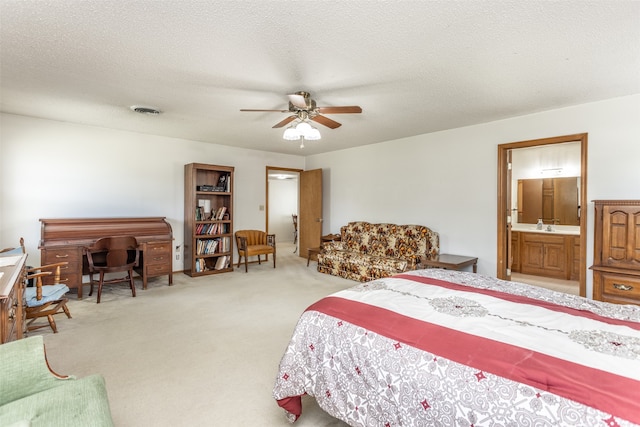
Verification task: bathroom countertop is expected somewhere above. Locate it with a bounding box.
[511,225,580,235]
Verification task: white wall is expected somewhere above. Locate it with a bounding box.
[306,94,640,297]
[267,177,298,243]
[2,94,639,298]
[0,114,305,268]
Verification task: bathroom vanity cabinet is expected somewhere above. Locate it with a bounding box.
[512,231,579,280]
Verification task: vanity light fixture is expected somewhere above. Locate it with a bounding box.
[540,167,563,176]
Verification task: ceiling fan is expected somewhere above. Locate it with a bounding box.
[240,91,362,129]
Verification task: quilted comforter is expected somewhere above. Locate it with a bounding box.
[273,269,640,426]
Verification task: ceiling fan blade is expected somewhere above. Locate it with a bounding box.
[288,94,308,109]
[311,115,342,129]
[240,109,290,113]
[272,115,297,128]
[317,106,362,114]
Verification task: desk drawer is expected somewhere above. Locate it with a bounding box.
[1,293,19,343]
[41,248,81,289]
[145,242,171,266]
[145,263,172,277]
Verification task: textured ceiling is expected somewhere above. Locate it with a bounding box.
[1,1,639,155]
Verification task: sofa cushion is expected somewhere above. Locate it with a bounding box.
[0,375,114,427]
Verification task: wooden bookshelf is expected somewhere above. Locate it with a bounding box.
[184,163,234,276]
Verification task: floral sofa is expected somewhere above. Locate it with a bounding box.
[317,221,439,282]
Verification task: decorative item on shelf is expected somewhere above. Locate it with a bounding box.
[216,174,230,191]
[198,199,211,216]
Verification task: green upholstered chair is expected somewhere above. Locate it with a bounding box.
[0,335,114,426]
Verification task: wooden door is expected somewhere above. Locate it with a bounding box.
[299,169,323,259]
[506,149,513,278]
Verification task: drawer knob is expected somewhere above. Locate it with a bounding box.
[613,283,633,291]
[55,254,69,258]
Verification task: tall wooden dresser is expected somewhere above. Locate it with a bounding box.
[590,200,640,305]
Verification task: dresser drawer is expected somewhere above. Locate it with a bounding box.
[601,272,640,300]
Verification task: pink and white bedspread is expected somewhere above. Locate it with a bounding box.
[273,269,640,426]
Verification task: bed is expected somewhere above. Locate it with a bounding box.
[273,269,640,426]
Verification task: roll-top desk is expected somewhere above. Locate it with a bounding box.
[39,218,173,299]
[0,254,26,343]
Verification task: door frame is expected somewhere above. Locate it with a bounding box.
[265,166,302,235]
[497,133,588,297]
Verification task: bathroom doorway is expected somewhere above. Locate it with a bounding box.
[497,133,588,297]
[266,167,300,248]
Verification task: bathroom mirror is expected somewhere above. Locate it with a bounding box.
[517,177,580,225]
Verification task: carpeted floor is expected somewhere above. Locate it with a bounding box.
[32,246,578,426]
[37,242,352,427]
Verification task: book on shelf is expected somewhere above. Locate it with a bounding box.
[195,206,204,221]
[215,206,227,220]
[214,255,229,270]
[196,238,220,255]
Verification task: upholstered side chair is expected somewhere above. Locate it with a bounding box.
[235,230,276,272]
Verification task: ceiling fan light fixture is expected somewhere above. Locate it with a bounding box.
[305,127,321,140]
[283,120,321,143]
[295,121,312,133]
[283,126,301,140]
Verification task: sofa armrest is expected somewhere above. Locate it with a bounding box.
[0,336,71,407]
[321,241,344,252]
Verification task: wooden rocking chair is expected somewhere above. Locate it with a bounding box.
[25,262,72,333]
[2,237,72,333]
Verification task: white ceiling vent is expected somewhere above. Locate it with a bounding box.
[130,105,161,115]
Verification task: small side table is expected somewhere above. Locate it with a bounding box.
[422,254,478,273]
[322,233,341,243]
[307,247,321,267]
[307,234,342,267]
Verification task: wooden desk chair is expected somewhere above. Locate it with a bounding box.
[85,236,140,304]
[25,262,72,333]
[235,230,276,272]
[292,214,298,244]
